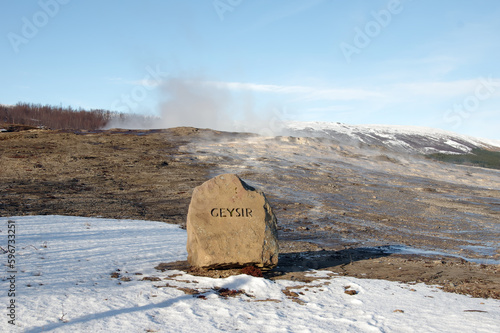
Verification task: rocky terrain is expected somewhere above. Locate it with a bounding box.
[1,126,499,299]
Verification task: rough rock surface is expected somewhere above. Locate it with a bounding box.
[186,174,279,269]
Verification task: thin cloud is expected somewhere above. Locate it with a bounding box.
[105,77,162,87]
[300,88,383,102]
[305,106,355,113]
[105,77,124,82]
[127,79,162,87]
[389,78,500,99]
[243,0,326,32]
[256,0,325,26]
[206,81,384,101]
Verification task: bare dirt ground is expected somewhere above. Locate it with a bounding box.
[0,127,210,223]
[1,127,499,299]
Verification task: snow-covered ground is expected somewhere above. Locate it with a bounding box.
[1,216,498,332]
[284,121,500,154]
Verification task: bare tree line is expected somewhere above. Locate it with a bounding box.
[0,102,117,130]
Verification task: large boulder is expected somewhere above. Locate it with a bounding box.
[186,174,279,269]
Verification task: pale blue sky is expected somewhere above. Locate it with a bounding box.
[1,0,499,139]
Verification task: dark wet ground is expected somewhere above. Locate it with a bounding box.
[182,135,500,264]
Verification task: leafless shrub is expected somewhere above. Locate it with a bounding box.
[0,102,116,130]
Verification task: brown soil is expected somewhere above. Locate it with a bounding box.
[0,127,212,224]
[1,127,499,299]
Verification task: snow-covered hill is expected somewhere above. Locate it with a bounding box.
[1,216,499,332]
[284,121,500,155]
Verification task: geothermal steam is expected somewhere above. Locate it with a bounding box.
[107,75,287,135]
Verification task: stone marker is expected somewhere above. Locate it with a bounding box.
[186,174,279,269]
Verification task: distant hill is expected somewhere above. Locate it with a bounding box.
[284,121,500,155]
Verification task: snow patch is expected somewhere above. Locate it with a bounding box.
[1,215,498,332]
[284,121,500,154]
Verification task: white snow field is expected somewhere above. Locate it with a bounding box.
[1,215,499,332]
